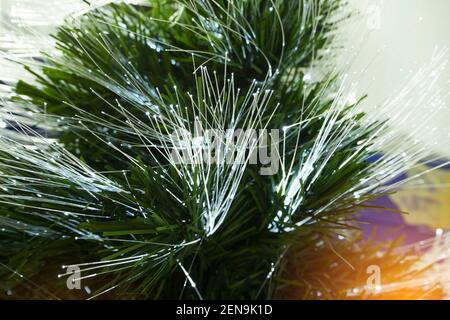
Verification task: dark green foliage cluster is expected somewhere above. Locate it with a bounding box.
[0,0,409,300]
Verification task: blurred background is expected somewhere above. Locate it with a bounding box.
[340,0,450,244]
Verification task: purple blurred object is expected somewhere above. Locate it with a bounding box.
[357,196,434,245]
[356,156,441,245]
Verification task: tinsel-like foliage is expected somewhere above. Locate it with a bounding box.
[0,0,434,299]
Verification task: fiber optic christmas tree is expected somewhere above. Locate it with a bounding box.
[0,0,447,299]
